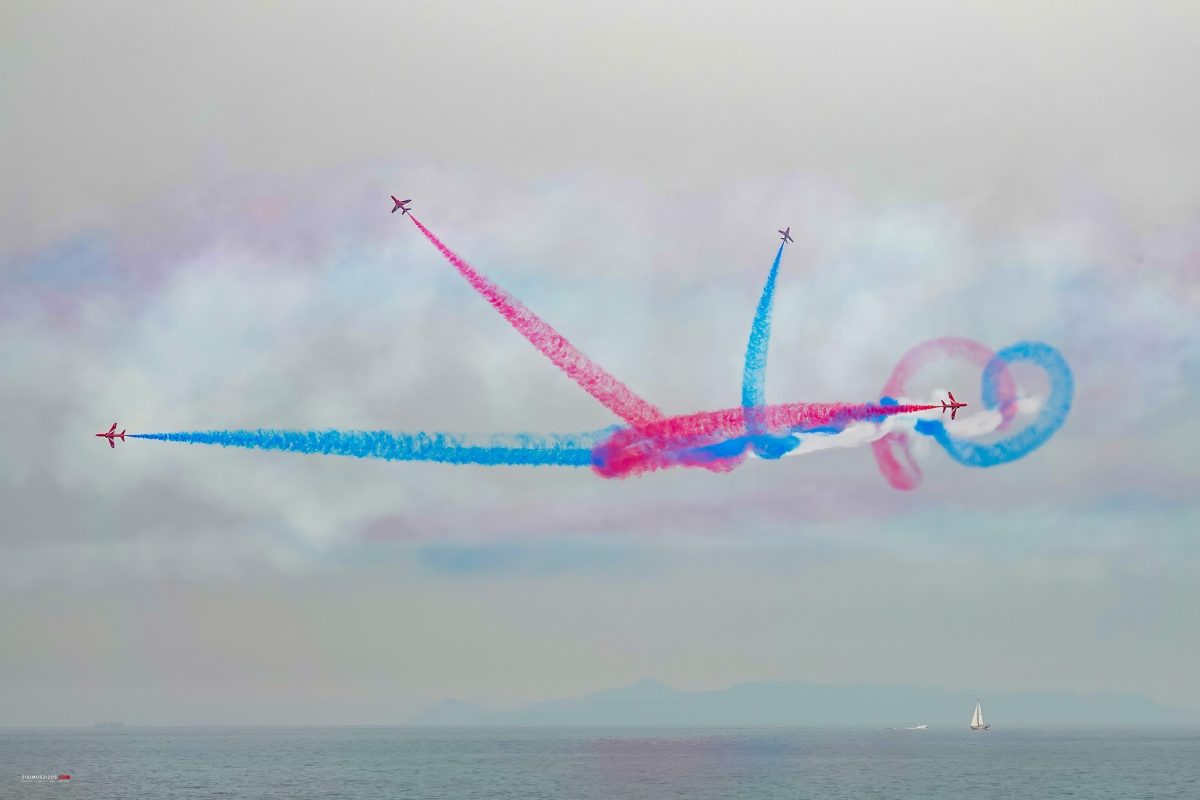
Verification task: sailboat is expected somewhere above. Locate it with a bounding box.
[970,699,990,731]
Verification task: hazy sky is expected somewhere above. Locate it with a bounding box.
[2,1,1198,725]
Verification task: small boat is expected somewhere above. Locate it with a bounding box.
[905,724,928,730]
[970,700,990,731]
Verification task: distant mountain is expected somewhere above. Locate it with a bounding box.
[411,678,1200,727]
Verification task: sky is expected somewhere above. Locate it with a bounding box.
[2,0,1198,725]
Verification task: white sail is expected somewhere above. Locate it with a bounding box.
[970,701,985,729]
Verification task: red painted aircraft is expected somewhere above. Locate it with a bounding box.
[390,196,412,215]
[96,422,126,448]
[778,226,793,243]
[941,392,967,420]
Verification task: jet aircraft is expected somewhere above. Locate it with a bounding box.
[778,226,793,243]
[390,196,412,215]
[96,422,126,448]
[941,392,968,420]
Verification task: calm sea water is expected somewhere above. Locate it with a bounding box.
[3,726,1198,799]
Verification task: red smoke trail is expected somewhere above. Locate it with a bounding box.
[409,215,664,430]
[594,401,940,478]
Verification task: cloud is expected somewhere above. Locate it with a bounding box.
[414,539,640,577]
[2,169,1196,584]
[3,0,1199,584]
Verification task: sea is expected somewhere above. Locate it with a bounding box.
[3,726,1198,799]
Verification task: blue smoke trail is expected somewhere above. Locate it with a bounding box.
[741,242,795,458]
[131,428,618,467]
[914,340,1074,467]
[742,242,784,410]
